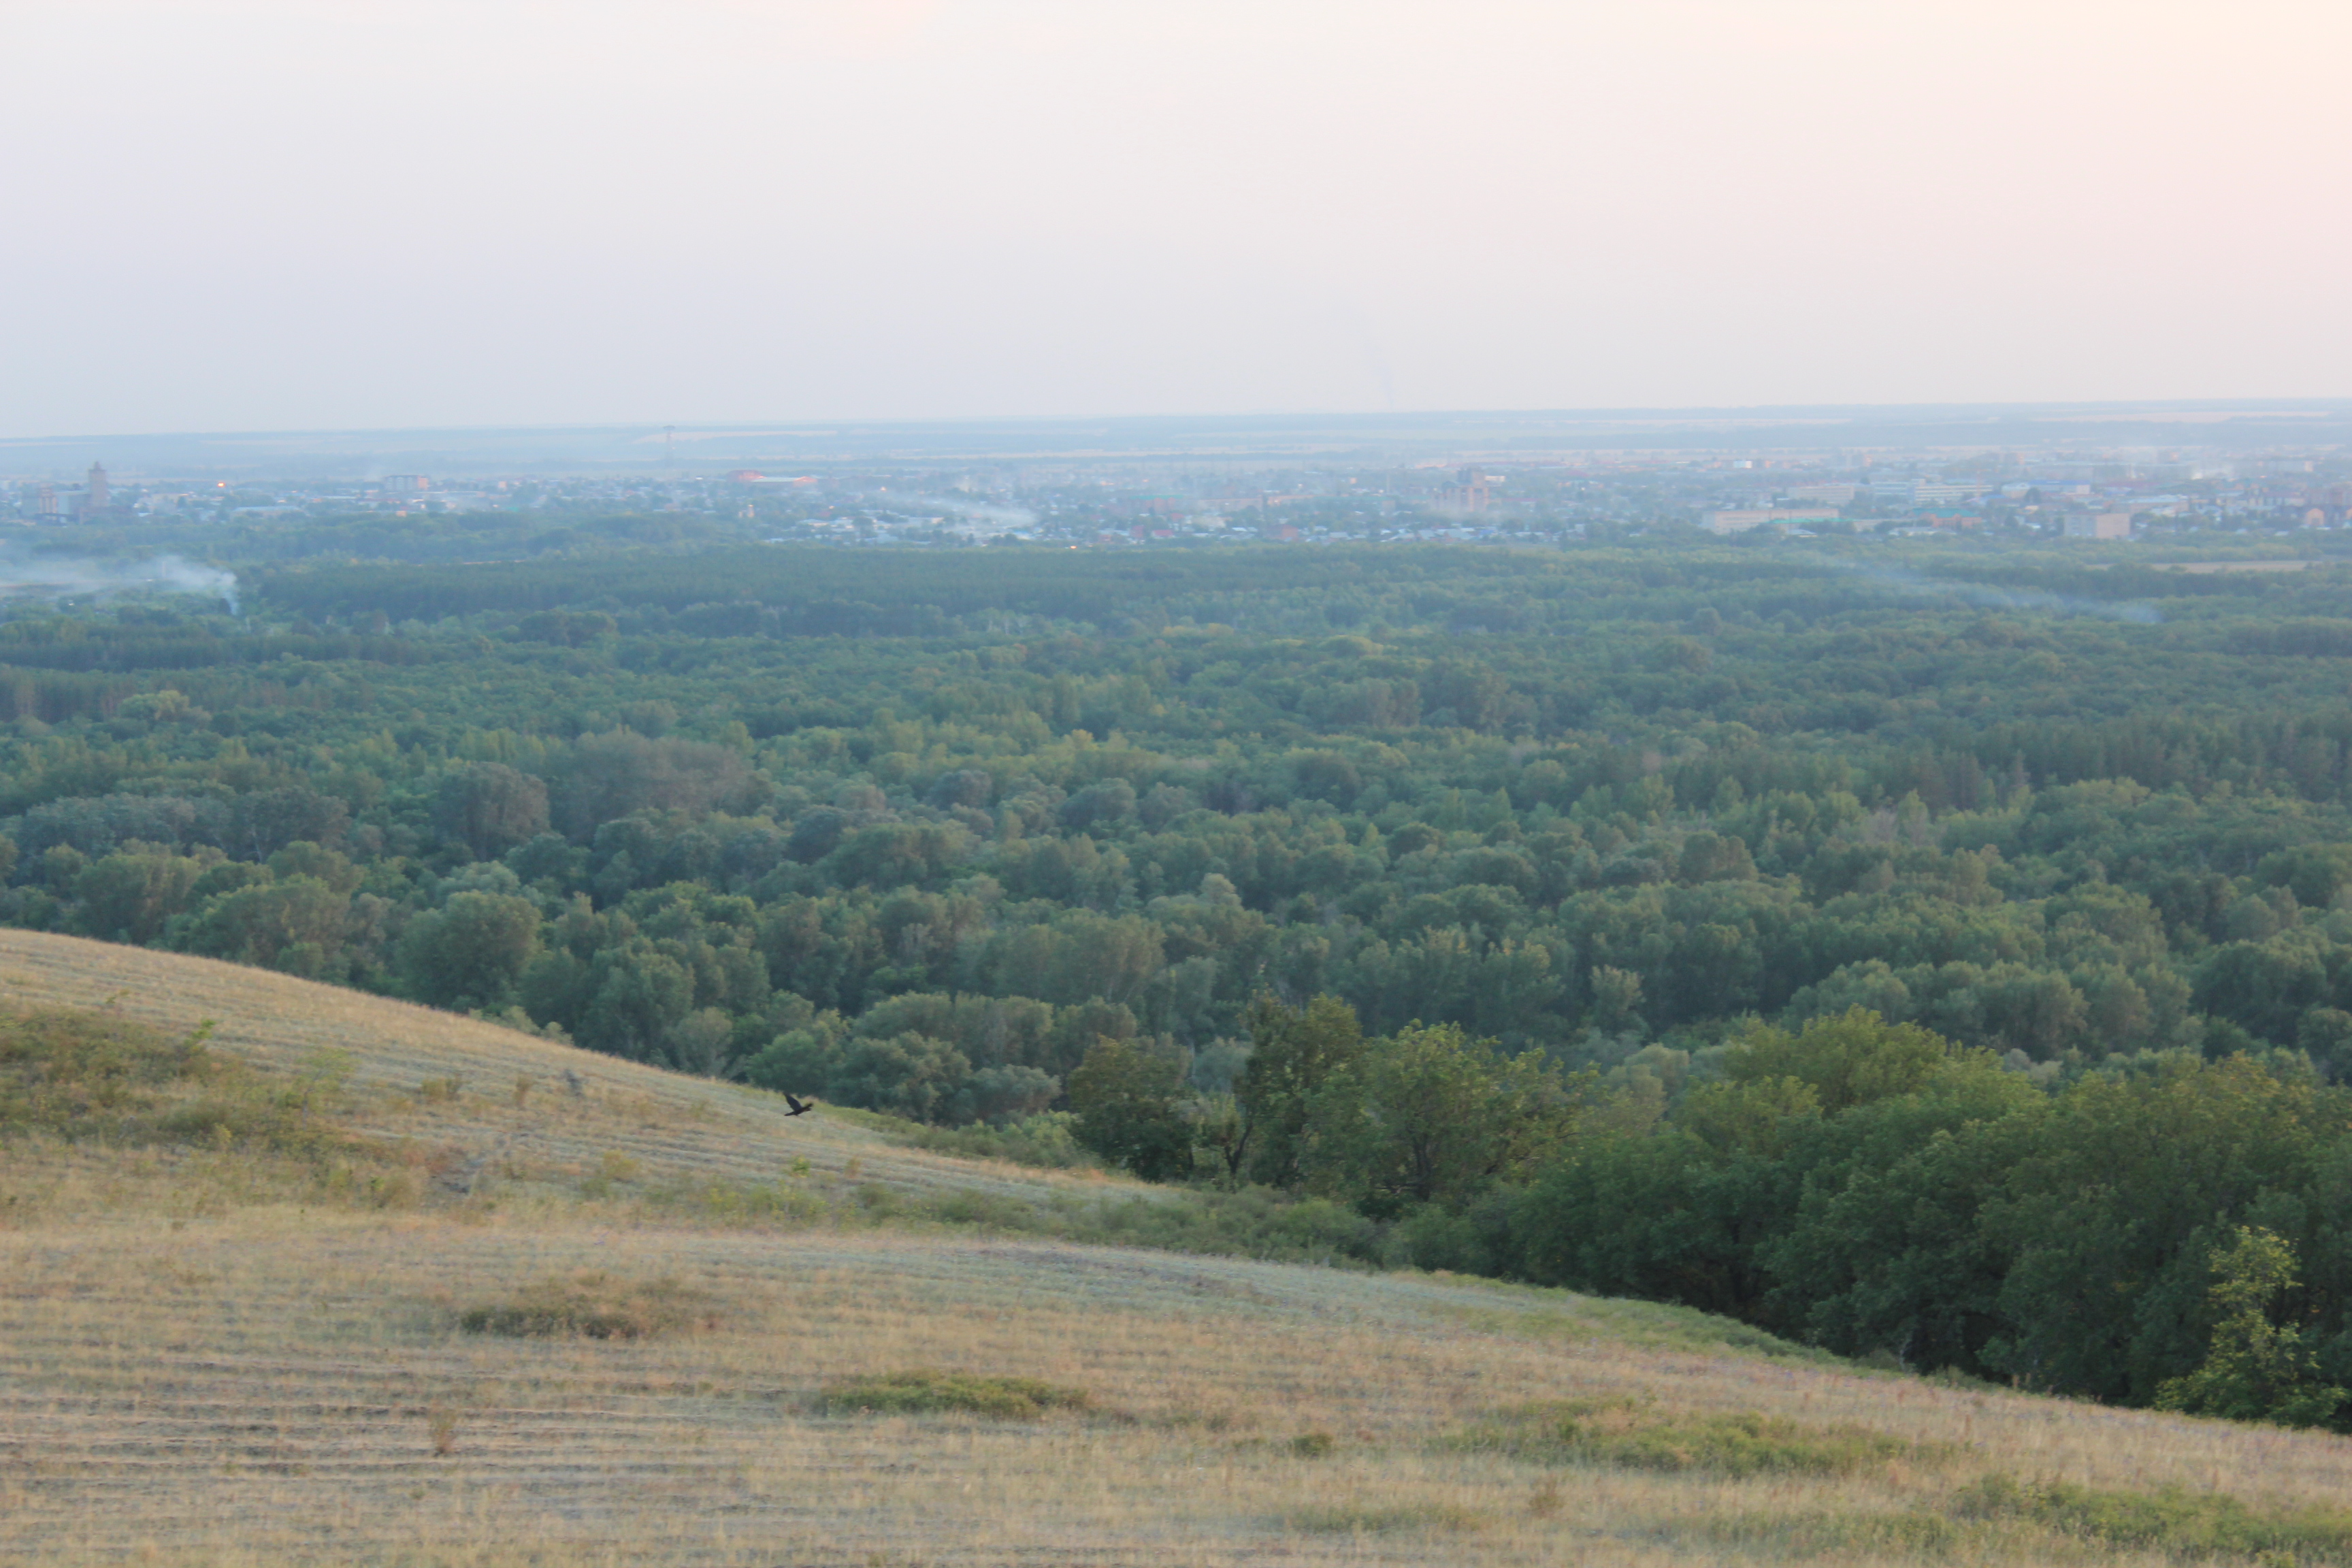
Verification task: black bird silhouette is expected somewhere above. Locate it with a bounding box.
[783,1094,815,1117]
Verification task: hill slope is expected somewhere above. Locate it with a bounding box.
[5,931,2352,1567]
[0,926,1134,1211]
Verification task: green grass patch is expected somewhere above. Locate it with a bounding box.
[1693,1475,2352,1563]
[907,1111,1098,1170]
[1289,1503,1486,1534]
[1453,1398,1936,1478]
[0,1007,355,1158]
[1690,1507,1977,1557]
[1433,1282,1846,1366]
[859,1105,1387,1262]
[457,1272,718,1339]
[817,1369,1093,1420]
[1956,1473,2352,1561]
[0,1008,208,1132]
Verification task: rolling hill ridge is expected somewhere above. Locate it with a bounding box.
[4,930,2351,1567]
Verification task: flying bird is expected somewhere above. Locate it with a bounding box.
[784,1094,815,1117]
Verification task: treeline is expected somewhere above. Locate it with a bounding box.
[1092,998,2352,1428]
[255,546,1499,625]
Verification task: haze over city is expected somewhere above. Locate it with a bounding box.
[8,0,2351,439]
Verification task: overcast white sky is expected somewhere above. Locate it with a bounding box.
[5,0,2348,435]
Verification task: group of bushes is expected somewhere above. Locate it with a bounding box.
[1054,996,2352,1433]
[0,1009,328,1151]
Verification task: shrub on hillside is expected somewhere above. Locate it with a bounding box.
[0,1007,344,1155]
[817,1369,1092,1420]
[1453,1398,1933,1479]
[457,1272,718,1339]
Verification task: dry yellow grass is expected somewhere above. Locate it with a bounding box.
[5,930,2352,1566]
[0,927,1148,1213]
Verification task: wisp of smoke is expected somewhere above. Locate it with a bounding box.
[913,497,1038,532]
[0,551,240,613]
[1826,560,2160,624]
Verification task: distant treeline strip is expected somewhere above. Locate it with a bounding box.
[253,547,1832,627]
[0,626,447,674]
[1941,559,2352,602]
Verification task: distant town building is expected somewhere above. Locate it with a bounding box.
[380,474,430,493]
[83,463,110,516]
[2063,512,2133,539]
[1437,466,1490,513]
[1868,479,1987,506]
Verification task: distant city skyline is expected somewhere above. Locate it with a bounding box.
[12,404,2347,550]
[6,401,2351,483]
[6,1,2349,437]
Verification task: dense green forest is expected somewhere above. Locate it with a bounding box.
[10,537,2352,1426]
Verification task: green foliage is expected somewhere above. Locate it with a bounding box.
[817,1369,1092,1420]
[1287,1503,1486,1534]
[457,1273,717,1339]
[1066,1035,1192,1179]
[0,1008,213,1137]
[398,891,542,1010]
[2155,1226,2350,1428]
[1452,1399,1930,1478]
[1954,1472,2352,1561]
[1518,1012,2352,1422]
[1303,1021,1580,1218]
[906,1111,1094,1169]
[829,1033,974,1122]
[175,874,350,978]
[73,845,208,944]
[1720,1007,1976,1113]
[1977,1056,2343,1401]
[0,1007,344,1157]
[434,762,549,859]
[1231,994,1362,1184]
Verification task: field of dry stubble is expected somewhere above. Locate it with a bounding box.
[5,928,2352,1567]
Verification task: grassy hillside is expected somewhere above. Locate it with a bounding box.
[0,926,1146,1219]
[5,933,2352,1566]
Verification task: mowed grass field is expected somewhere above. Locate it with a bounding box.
[5,931,2352,1566]
[0,927,1132,1214]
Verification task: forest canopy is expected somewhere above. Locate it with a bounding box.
[10,536,2352,1425]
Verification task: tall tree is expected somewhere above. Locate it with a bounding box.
[1233,994,1362,1188]
[1303,1022,1580,1219]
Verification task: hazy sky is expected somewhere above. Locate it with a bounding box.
[6,0,2349,436]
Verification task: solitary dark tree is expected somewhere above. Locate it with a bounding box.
[1066,1036,1192,1181]
[1232,994,1362,1188]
